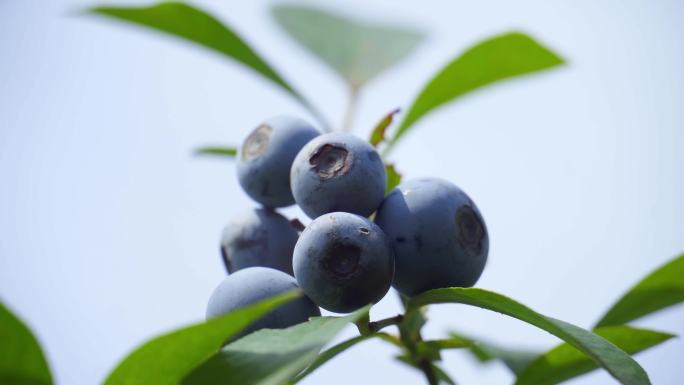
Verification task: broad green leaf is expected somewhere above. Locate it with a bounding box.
[195,146,238,157]
[450,332,539,375]
[287,335,371,384]
[90,2,328,129]
[516,326,674,385]
[271,4,424,89]
[103,291,299,385]
[389,32,564,150]
[369,108,401,147]
[183,306,370,385]
[385,164,402,194]
[0,302,52,385]
[596,252,684,328]
[408,288,650,385]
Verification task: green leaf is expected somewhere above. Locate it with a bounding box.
[515,326,675,385]
[195,146,238,157]
[183,306,370,385]
[287,335,371,384]
[408,288,650,385]
[103,290,299,385]
[385,164,402,194]
[89,2,328,129]
[369,108,401,147]
[389,32,564,149]
[271,4,424,89]
[596,252,684,328]
[0,302,52,385]
[450,332,539,375]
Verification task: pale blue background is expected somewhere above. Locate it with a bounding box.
[1,1,683,384]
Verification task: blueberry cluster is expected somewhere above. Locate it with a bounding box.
[206,116,489,333]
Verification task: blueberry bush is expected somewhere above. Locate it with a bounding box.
[2,2,683,385]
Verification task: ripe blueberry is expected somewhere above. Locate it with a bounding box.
[290,133,386,219]
[206,267,320,336]
[293,212,394,313]
[220,208,299,275]
[237,116,320,208]
[374,177,488,296]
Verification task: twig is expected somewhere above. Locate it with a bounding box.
[418,358,439,385]
[341,87,359,132]
[289,218,306,232]
[368,314,404,333]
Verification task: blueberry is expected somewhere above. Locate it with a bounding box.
[237,116,320,208]
[293,212,394,313]
[290,133,386,219]
[374,177,488,296]
[220,208,299,275]
[206,267,320,336]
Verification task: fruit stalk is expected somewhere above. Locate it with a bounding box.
[341,87,359,132]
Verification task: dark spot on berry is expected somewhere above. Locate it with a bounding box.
[322,243,360,278]
[456,206,485,255]
[242,124,272,161]
[359,227,370,235]
[309,144,350,179]
[396,236,406,243]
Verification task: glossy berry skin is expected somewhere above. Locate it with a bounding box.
[220,208,299,275]
[374,178,489,297]
[237,116,320,208]
[206,267,320,336]
[290,133,386,219]
[293,212,394,313]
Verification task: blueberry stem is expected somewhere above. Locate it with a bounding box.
[368,314,404,333]
[418,358,439,385]
[396,306,440,385]
[289,218,306,232]
[341,87,359,132]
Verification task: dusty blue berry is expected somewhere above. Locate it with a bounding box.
[220,208,298,275]
[290,133,386,219]
[293,212,394,313]
[374,177,488,296]
[237,116,319,208]
[206,267,320,336]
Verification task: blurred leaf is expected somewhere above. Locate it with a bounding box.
[287,334,371,384]
[385,164,402,194]
[395,354,457,385]
[0,302,52,385]
[515,326,674,385]
[596,252,684,328]
[432,363,458,385]
[183,306,370,385]
[369,108,401,147]
[408,288,650,385]
[416,337,473,361]
[195,146,238,157]
[271,4,424,89]
[103,291,299,385]
[389,32,564,150]
[90,2,328,129]
[450,332,539,375]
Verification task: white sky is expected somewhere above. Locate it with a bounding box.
[1,0,683,384]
